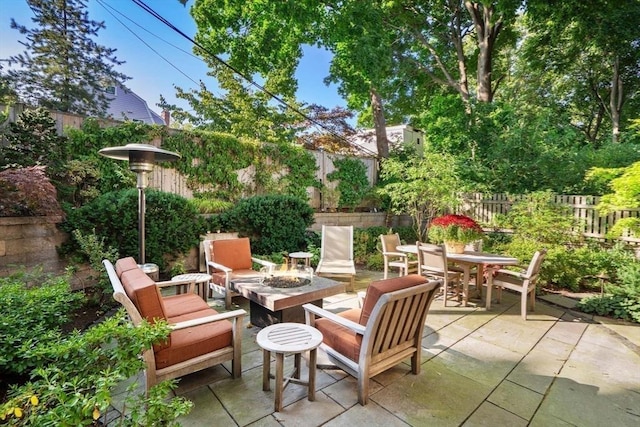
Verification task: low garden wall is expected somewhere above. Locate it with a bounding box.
[0,216,68,277]
[0,213,413,278]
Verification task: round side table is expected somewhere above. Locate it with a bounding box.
[288,251,312,268]
[256,323,323,412]
[171,273,212,301]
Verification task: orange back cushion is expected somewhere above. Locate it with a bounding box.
[359,274,427,326]
[115,257,139,278]
[211,238,253,270]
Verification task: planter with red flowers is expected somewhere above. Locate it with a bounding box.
[427,214,484,254]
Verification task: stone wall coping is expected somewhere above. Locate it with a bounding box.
[0,216,63,226]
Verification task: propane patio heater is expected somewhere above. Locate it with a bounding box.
[98,143,181,269]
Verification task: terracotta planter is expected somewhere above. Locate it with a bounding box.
[444,241,465,254]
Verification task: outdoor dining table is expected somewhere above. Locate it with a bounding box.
[396,244,519,306]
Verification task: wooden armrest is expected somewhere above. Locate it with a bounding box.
[156,279,196,294]
[170,309,246,330]
[383,251,407,258]
[303,303,366,335]
[207,260,232,273]
[156,279,195,288]
[495,268,527,279]
[252,257,276,267]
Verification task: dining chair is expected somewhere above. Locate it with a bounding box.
[304,275,442,405]
[416,241,463,306]
[485,249,547,320]
[316,225,356,292]
[379,233,418,279]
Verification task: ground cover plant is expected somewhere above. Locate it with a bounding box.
[0,271,192,425]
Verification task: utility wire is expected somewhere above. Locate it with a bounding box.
[96,0,199,87]
[130,0,378,157]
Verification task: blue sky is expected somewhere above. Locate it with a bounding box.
[0,0,346,117]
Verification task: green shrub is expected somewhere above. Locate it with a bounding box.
[354,226,388,264]
[62,189,206,270]
[71,229,119,305]
[0,310,192,425]
[366,252,385,271]
[227,195,314,255]
[578,263,640,324]
[327,157,370,211]
[0,272,83,376]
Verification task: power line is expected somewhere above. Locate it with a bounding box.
[95,0,199,87]
[129,0,378,157]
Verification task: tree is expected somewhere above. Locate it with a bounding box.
[161,65,300,145]
[523,0,640,144]
[378,148,464,241]
[187,1,520,159]
[2,0,129,115]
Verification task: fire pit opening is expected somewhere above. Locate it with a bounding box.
[260,265,314,288]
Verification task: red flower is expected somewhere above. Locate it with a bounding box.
[428,214,484,244]
[430,214,483,232]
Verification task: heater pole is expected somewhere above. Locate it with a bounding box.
[138,185,145,265]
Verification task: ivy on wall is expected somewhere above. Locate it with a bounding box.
[163,129,320,202]
[63,121,320,204]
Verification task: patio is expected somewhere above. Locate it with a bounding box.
[114,270,640,426]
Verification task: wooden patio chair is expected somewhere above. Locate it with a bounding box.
[205,237,275,309]
[304,274,441,405]
[104,258,245,391]
[416,241,463,306]
[380,233,418,279]
[316,225,356,292]
[485,249,547,320]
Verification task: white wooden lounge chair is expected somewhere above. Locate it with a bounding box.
[316,225,356,292]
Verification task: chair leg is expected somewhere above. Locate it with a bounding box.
[225,289,232,310]
[520,291,528,320]
[383,261,389,279]
[411,351,420,375]
[443,278,449,307]
[529,289,536,311]
[357,375,369,405]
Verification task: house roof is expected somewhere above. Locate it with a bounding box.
[105,85,165,125]
[349,124,424,155]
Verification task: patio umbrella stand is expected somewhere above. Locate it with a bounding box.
[98,143,181,273]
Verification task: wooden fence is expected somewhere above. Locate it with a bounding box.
[149,151,377,210]
[460,193,640,243]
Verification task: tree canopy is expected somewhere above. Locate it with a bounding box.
[2,0,129,115]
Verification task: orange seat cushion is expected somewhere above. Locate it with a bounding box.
[360,274,427,326]
[163,294,211,318]
[154,308,234,370]
[315,308,362,362]
[211,238,253,271]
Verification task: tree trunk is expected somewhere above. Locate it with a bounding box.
[610,56,623,143]
[465,1,502,103]
[370,88,389,158]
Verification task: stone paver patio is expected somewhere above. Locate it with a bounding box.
[115,271,640,426]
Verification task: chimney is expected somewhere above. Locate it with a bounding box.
[161,109,171,126]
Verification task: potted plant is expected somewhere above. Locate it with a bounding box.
[427,214,484,253]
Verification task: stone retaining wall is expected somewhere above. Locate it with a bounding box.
[0,213,415,278]
[0,216,68,277]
